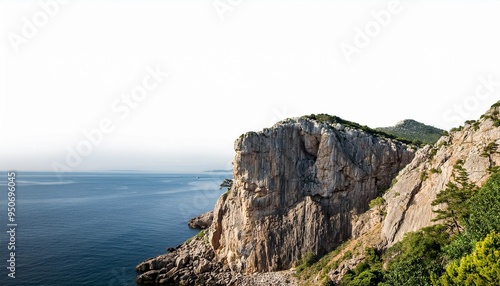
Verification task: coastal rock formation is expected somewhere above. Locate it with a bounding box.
[136,235,299,285]
[136,236,234,285]
[188,211,213,229]
[381,105,500,246]
[136,103,500,285]
[136,116,414,284]
[208,117,415,273]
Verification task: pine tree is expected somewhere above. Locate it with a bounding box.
[438,232,500,285]
[219,178,233,190]
[431,160,478,234]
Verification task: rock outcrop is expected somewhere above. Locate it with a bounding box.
[188,211,213,229]
[381,105,500,246]
[136,236,234,285]
[208,117,414,273]
[136,116,414,284]
[136,234,299,285]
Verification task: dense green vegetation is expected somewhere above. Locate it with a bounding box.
[386,226,451,286]
[441,171,500,262]
[297,169,500,285]
[340,248,384,286]
[438,232,500,285]
[376,119,444,146]
[383,170,500,285]
[329,225,449,286]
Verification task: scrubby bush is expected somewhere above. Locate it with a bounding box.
[369,197,385,209]
[437,232,500,285]
[340,248,384,286]
[295,252,318,274]
[383,225,450,286]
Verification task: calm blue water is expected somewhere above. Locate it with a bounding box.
[0,172,229,286]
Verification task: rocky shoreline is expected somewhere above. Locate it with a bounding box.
[135,233,298,285]
[136,235,230,285]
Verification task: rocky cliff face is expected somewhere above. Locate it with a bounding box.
[208,117,414,273]
[381,105,500,246]
[136,104,500,285]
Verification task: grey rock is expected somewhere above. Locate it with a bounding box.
[195,258,211,274]
[175,254,190,268]
[188,211,213,229]
[382,106,500,246]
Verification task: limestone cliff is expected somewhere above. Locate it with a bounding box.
[208,117,414,273]
[381,104,500,246]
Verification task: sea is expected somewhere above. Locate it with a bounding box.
[0,171,230,286]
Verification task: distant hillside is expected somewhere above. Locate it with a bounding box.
[376,119,444,145]
[204,169,232,173]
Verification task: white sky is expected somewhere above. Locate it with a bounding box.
[1,0,500,172]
